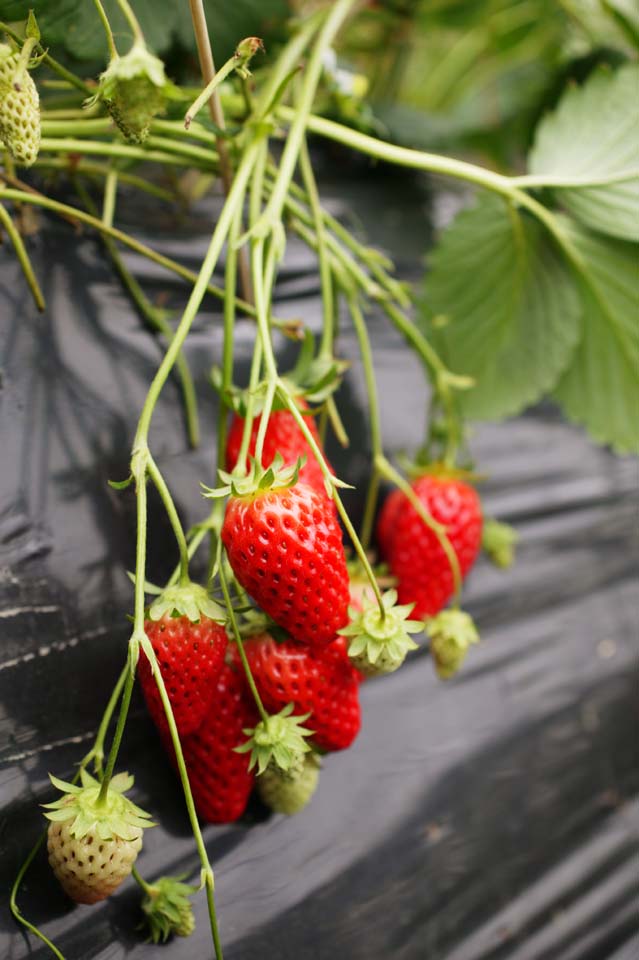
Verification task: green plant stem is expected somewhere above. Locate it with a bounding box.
[236,337,264,472]
[131,865,152,894]
[132,135,262,449]
[10,835,66,960]
[218,559,268,723]
[147,455,190,585]
[185,56,239,128]
[97,645,137,805]
[188,0,253,304]
[298,137,334,359]
[278,107,515,197]
[216,201,242,475]
[281,390,386,616]
[0,188,257,316]
[38,137,214,169]
[40,117,221,152]
[73,176,200,447]
[37,156,175,201]
[92,0,118,59]
[347,297,383,552]
[253,10,326,119]
[250,0,358,239]
[0,22,92,95]
[84,663,129,776]
[0,203,45,311]
[376,455,462,605]
[140,635,224,960]
[115,0,145,45]
[326,394,349,447]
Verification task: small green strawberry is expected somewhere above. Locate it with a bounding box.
[257,752,321,816]
[95,44,167,144]
[140,875,197,942]
[44,770,153,904]
[0,43,40,167]
[425,609,479,679]
[235,703,314,779]
[482,518,518,569]
[339,588,422,677]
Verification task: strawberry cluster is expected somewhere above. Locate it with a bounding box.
[134,408,485,825]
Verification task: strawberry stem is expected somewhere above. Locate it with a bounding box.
[299,136,334,360]
[0,203,45,311]
[346,296,383,552]
[146,455,191,586]
[114,0,145,46]
[184,54,241,130]
[91,0,118,60]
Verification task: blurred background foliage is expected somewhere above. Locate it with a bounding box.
[1,0,636,168]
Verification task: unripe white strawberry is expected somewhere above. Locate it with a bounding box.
[44,770,153,904]
[257,752,321,815]
[0,44,40,167]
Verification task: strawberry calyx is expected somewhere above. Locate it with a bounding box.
[147,582,226,624]
[425,609,479,680]
[202,453,303,500]
[482,518,518,569]
[212,332,348,415]
[339,588,422,677]
[43,769,153,842]
[235,703,314,777]
[140,875,198,942]
[398,455,482,485]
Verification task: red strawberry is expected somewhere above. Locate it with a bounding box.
[138,614,227,738]
[239,632,361,752]
[221,476,349,647]
[375,487,403,556]
[377,474,482,618]
[178,662,259,823]
[225,401,333,499]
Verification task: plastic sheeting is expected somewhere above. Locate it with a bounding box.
[1,169,637,959]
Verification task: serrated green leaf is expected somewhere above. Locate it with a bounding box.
[553,220,639,454]
[529,64,639,241]
[421,194,581,420]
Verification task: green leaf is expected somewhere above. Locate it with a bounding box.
[421,195,581,420]
[529,64,639,241]
[553,219,639,454]
[1,0,289,64]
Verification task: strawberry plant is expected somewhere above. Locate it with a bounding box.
[2,0,637,958]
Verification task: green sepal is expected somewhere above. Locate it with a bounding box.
[147,582,226,624]
[340,589,422,676]
[108,474,133,490]
[26,10,40,41]
[43,769,154,841]
[235,704,314,776]
[425,609,479,680]
[202,454,302,500]
[234,36,265,79]
[140,875,198,943]
[482,518,519,569]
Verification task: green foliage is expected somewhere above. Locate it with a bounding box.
[421,62,639,454]
[422,195,581,420]
[553,221,639,454]
[530,64,639,241]
[0,0,289,65]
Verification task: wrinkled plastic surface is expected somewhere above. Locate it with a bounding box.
[1,167,638,960]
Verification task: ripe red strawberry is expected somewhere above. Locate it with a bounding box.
[239,632,361,752]
[177,662,260,823]
[138,614,227,737]
[225,401,333,499]
[221,474,349,647]
[375,487,403,557]
[377,474,482,617]
[137,585,228,738]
